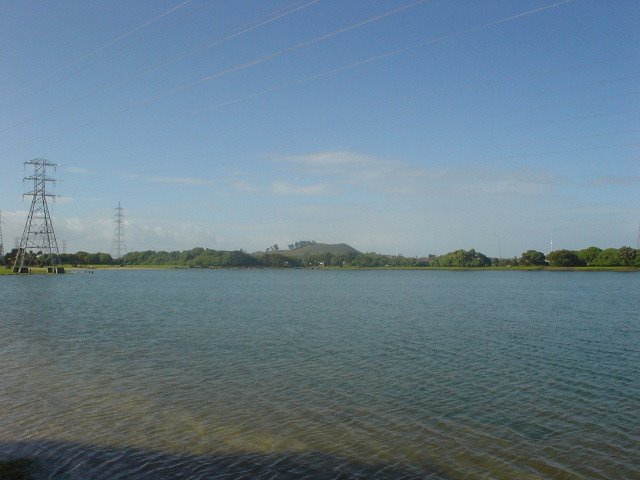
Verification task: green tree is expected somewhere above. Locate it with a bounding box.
[432,249,491,267]
[519,250,547,266]
[576,246,602,266]
[547,250,583,267]
[98,253,114,265]
[617,246,636,267]
[591,248,621,267]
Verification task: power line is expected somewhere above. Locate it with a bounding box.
[0,1,622,161]
[0,0,195,112]
[124,0,431,113]
[0,0,320,133]
[194,0,575,115]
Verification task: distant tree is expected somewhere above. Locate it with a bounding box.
[591,248,621,267]
[260,253,301,268]
[432,249,491,267]
[4,248,19,266]
[617,246,636,267]
[98,253,114,265]
[493,257,517,267]
[576,246,602,266]
[289,240,317,250]
[547,250,583,267]
[222,250,259,267]
[519,250,547,266]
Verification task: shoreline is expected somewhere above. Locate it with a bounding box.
[3,265,638,274]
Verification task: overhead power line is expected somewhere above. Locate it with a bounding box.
[0,0,195,112]
[0,0,320,134]
[194,0,575,114]
[123,0,431,112]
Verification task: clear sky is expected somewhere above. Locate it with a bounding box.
[0,0,638,257]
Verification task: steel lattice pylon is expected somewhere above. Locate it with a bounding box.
[0,210,5,264]
[112,202,127,261]
[13,158,62,273]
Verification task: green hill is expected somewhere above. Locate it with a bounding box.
[279,242,360,257]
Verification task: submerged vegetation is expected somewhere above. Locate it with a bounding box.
[3,243,640,270]
[0,459,33,480]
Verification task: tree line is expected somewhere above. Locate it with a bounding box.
[4,246,640,269]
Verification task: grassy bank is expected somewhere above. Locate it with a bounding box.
[2,265,638,275]
[71,265,640,272]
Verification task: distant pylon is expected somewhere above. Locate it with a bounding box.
[112,202,127,260]
[0,210,4,263]
[13,158,62,273]
[0,210,5,263]
[636,223,640,249]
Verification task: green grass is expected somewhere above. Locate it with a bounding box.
[2,264,637,274]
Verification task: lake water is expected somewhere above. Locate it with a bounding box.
[0,269,638,479]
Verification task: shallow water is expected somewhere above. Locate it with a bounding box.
[1,270,639,479]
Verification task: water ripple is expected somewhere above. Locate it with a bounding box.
[1,270,639,479]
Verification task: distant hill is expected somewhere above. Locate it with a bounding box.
[280,243,360,257]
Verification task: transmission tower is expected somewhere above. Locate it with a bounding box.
[637,223,640,249]
[13,158,63,274]
[112,202,127,260]
[0,210,5,264]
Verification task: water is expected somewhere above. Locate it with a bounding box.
[1,269,639,479]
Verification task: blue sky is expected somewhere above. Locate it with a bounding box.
[0,0,638,257]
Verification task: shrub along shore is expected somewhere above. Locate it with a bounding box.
[2,245,639,271]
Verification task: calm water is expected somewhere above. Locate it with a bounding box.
[0,270,638,479]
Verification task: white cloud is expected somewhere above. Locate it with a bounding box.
[590,175,640,187]
[232,180,258,193]
[128,219,218,251]
[65,166,92,174]
[54,196,74,205]
[270,150,424,194]
[149,176,215,186]
[271,181,333,196]
[450,167,558,195]
[269,150,557,198]
[274,150,380,168]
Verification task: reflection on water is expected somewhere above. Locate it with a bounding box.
[1,270,639,478]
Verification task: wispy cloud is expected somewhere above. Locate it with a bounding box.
[270,150,423,194]
[590,175,640,187]
[149,176,215,186]
[54,196,74,205]
[273,150,392,173]
[451,167,559,195]
[65,166,93,174]
[271,180,333,196]
[232,180,258,193]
